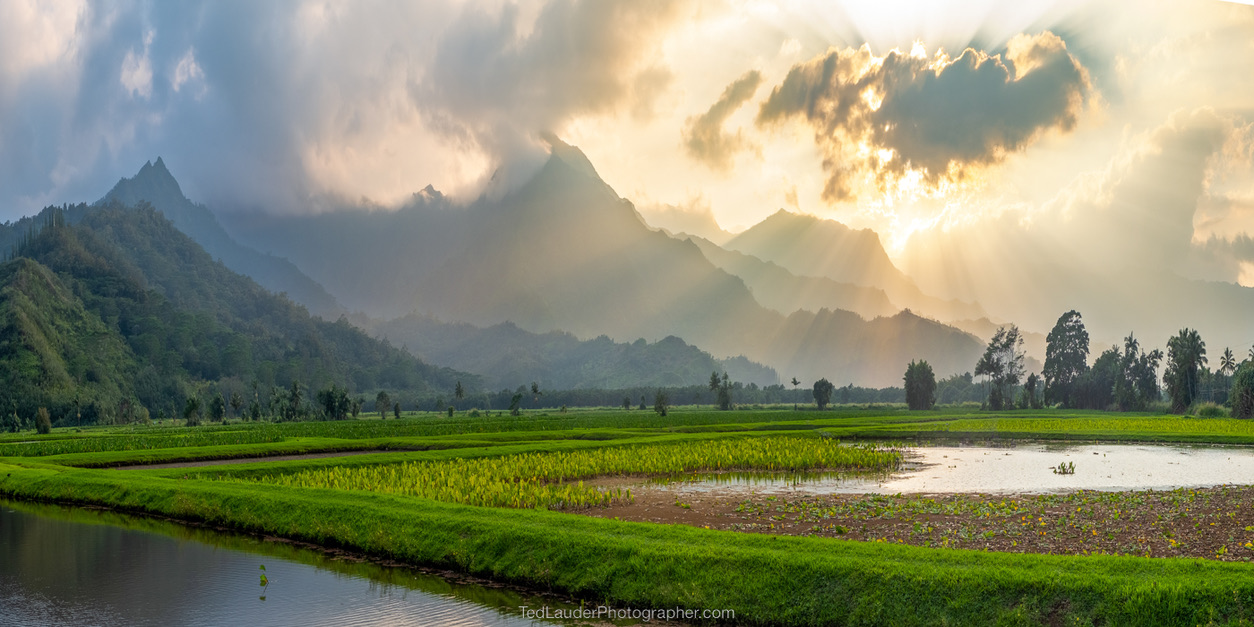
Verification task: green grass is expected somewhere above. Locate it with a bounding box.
[6,407,1254,625]
[235,436,899,509]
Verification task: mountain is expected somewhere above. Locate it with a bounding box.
[218,185,468,319]
[684,234,897,319]
[372,314,779,390]
[638,202,734,245]
[0,204,471,424]
[725,210,986,322]
[100,158,343,318]
[218,138,986,386]
[0,256,138,420]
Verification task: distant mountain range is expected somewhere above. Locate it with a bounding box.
[217,139,986,386]
[371,314,779,391]
[725,209,985,322]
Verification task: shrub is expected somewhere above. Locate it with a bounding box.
[1193,402,1229,418]
[1233,362,1254,419]
[35,408,52,434]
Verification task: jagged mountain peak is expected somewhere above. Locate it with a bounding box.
[110,156,186,206]
[541,132,600,181]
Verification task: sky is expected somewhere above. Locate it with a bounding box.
[3,0,1254,290]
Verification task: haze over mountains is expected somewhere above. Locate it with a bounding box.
[210,139,986,387]
[15,129,1253,393]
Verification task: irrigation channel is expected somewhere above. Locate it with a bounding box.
[601,442,1254,496]
[0,500,596,627]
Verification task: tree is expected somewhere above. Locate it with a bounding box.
[183,396,202,427]
[1232,361,1254,419]
[653,390,670,417]
[229,391,243,420]
[509,393,523,416]
[1042,311,1089,407]
[903,361,936,410]
[1221,348,1237,377]
[530,381,542,405]
[1112,333,1163,411]
[622,396,631,410]
[1022,373,1042,410]
[790,377,801,410]
[454,381,465,401]
[286,381,304,422]
[209,394,226,422]
[393,402,401,420]
[375,391,391,419]
[1164,328,1207,412]
[317,385,350,421]
[975,325,1026,410]
[36,408,51,434]
[813,378,835,410]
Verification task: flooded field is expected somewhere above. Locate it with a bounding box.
[626,443,1254,496]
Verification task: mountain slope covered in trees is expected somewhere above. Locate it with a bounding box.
[0,204,471,425]
[100,158,343,318]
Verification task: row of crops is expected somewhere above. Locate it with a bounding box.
[0,429,285,457]
[238,437,901,509]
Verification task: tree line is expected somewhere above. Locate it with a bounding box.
[896,309,1254,416]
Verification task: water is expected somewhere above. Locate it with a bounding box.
[653,443,1254,496]
[0,500,571,627]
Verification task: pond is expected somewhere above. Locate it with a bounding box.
[642,443,1254,496]
[0,499,576,627]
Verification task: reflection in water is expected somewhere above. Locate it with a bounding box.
[650,444,1254,496]
[0,500,565,627]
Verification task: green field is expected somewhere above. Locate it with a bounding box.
[6,407,1254,625]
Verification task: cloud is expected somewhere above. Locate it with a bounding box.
[757,32,1092,203]
[0,1,688,218]
[414,0,685,192]
[119,31,154,100]
[171,48,205,97]
[682,70,762,172]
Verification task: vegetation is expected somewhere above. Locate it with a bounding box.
[1042,310,1089,408]
[813,378,834,410]
[1233,361,1254,419]
[1165,328,1208,412]
[974,325,1025,410]
[237,436,898,509]
[903,360,936,411]
[9,409,1254,625]
[0,204,471,429]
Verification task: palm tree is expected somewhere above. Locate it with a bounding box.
[1221,348,1237,377]
[1165,328,1207,411]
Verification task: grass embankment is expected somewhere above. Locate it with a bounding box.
[234,437,898,508]
[7,408,1254,624]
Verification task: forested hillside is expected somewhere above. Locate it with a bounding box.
[0,204,470,426]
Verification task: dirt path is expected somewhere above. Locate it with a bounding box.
[112,449,391,470]
[580,482,1254,561]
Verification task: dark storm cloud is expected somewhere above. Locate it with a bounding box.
[757,32,1092,202]
[682,70,762,172]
